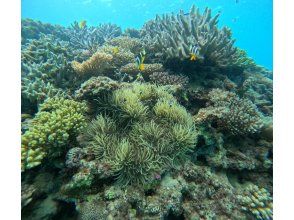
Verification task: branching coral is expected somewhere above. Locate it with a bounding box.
[21,18,68,43]
[67,83,196,187]
[241,72,273,116]
[142,5,239,67]
[195,89,264,135]
[65,22,121,55]
[237,184,273,220]
[72,51,113,77]
[21,97,87,171]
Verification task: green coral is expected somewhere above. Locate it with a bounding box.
[76,83,197,186]
[21,97,87,171]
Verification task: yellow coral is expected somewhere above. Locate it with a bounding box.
[21,97,87,171]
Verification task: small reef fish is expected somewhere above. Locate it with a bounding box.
[79,20,87,29]
[135,49,146,71]
[112,46,119,55]
[190,45,199,61]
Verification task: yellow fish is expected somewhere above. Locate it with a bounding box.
[190,45,199,61]
[190,53,197,61]
[136,49,146,71]
[79,20,87,29]
[112,47,119,55]
[139,63,145,71]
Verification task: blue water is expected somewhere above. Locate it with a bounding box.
[21,0,273,70]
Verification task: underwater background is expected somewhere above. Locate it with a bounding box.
[22,0,273,70]
[21,0,273,219]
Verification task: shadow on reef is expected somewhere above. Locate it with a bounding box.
[21,4,273,220]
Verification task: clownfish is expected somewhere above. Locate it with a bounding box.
[190,45,199,61]
[135,49,146,71]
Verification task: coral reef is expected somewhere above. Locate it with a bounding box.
[21,18,68,43]
[142,5,239,67]
[195,89,264,136]
[65,22,121,56]
[149,71,189,88]
[241,71,273,116]
[21,5,273,220]
[119,63,164,77]
[72,51,113,77]
[237,184,273,220]
[21,97,87,171]
[74,76,121,100]
[63,83,196,189]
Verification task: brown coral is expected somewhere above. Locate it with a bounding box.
[72,51,113,76]
[120,63,164,77]
[149,72,189,88]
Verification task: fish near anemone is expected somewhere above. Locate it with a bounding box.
[135,49,146,71]
[189,45,199,61]
[79,20,87,29]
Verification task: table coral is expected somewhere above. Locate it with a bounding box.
[21,97,87,171]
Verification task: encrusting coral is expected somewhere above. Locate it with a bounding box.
[195,88,264,135]
[119,63,164,78]
[63,83,197,189]
[21,97,87,171]
[149,71,189,88]
[75,76,121,101]
[142,5,239,67]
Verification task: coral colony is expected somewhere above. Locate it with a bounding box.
[21,5,272,220]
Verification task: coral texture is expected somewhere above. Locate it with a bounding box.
[64,83,197,188]
[149,71,189,88]
[195,89,264,135]
[21,97,87,171]
[237,184,273,220]
[142,5,239,66]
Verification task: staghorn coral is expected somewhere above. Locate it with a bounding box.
[241,72,273,116]
[96,23,122,42]
[142,5,239,67]
[21,77,65,105]
[149,71,189,88]
[65,83,196,188]
[237,184,273,220]
[195,89,264,135]
[123,28,141,38]
[21,97,87,171]
[119,63,164,77]
[21,34,78,92]
[106,36,143,54]
[21,18,68,43]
